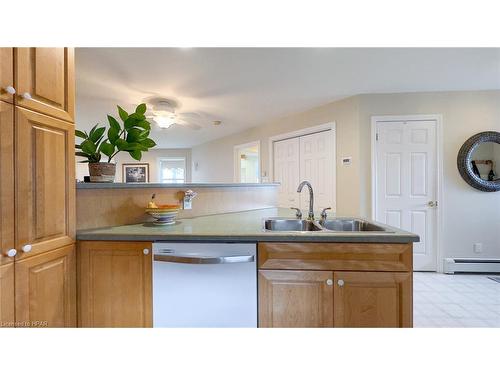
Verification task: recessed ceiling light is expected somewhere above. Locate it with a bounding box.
[213,120,222,126]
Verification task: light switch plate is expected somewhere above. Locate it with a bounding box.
[341,156,352,166]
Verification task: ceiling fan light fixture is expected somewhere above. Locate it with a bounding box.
[153,110,177,129]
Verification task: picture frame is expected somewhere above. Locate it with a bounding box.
[122,163,150,183]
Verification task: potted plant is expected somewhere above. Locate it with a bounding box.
[76,103,157,182]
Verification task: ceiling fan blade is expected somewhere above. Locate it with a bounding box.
[178,112,202,119]
[185,123,202,130]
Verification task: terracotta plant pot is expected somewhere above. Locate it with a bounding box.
[88,162,116,183]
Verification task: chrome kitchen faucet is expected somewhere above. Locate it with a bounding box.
[297,181,315,220]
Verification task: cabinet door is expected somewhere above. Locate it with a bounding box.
[333,272,412,328]
[0,102,14,266]
[15,48,74,122]
[78,241,152,328]
[15,108,75,259]
[15,244,76,327]
[259,270,333,328]
[0,48,14,104]
[0,263,15,327]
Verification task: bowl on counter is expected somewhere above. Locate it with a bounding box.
[145,205,180,225]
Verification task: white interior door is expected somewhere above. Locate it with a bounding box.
[375,119,438,271]
[273,137,300,208]
[299,131,335,211]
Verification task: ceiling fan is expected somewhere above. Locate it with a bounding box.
[145,97,204,131]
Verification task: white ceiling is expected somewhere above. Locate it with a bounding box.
[76,48,500,148]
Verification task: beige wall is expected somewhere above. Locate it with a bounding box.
[192,96,362,216]
[76,148,192,183]
[192,90,500,260]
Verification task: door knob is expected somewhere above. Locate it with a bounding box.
[22,244,32,253]
[5,249,17,257]
[3,86,16,95]
[143,248,150,255]
[427,201,438,208]
[21,92,32,100]
[326,279,333,286]
[337,279,345,287]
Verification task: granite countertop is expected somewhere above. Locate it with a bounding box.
[77,208,419,243]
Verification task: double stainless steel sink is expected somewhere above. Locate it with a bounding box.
[263,218,389,232]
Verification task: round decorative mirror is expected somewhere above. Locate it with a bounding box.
[457,131,500,192]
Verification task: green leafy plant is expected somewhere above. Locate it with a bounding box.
[75,103,157,163]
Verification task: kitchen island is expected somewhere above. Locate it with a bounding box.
[76,208,418,328]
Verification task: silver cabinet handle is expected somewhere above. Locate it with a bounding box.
[22,244,32,253]
[143,248,150,255]
[5,249,17,257]
[22,92,32,100]
[154,254,255,264]
[326,279,333,286]
[4,86,16,95]
[337,279,345,287]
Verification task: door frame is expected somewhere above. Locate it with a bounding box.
[268,122,336,210]
[233,140,261,183]
[370,114,444,272]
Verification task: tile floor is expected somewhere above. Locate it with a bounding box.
[413,272,500,328]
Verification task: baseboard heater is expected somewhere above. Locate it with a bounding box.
[444,258,500,274]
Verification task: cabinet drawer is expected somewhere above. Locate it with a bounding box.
[258,242,412,272]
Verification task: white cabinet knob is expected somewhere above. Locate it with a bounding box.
[22,244,32,253]
[4,86,16,95]
[6,248,17,257]
[22,92,32,100]
[326,279,333,286]
[143,248,150,255]
[337,279,345,287]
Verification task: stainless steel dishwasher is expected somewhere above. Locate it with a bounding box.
[152,242,257,327]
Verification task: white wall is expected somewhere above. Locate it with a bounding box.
[76,148,192,183]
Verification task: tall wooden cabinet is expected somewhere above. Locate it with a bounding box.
[0,48,76,328]
[15,48,75,122]
[0,48,14,104]
[15,245,76,327]
[15,108,75,258]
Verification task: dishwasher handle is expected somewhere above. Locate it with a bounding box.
[154,254,255,264]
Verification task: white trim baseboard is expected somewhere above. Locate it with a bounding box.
[444,258,500,274]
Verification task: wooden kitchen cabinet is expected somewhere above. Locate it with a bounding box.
[333,271,412,328]
[15,107,75,259]
[78,241,152,328]
[15,48,75,122]
[15,244,76,327]
[258,242,413,328]
[0,48,14,104]
[0,263,15,327]
[259,270,334,328]
[0,101,14,266]
[0,49,76,328]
